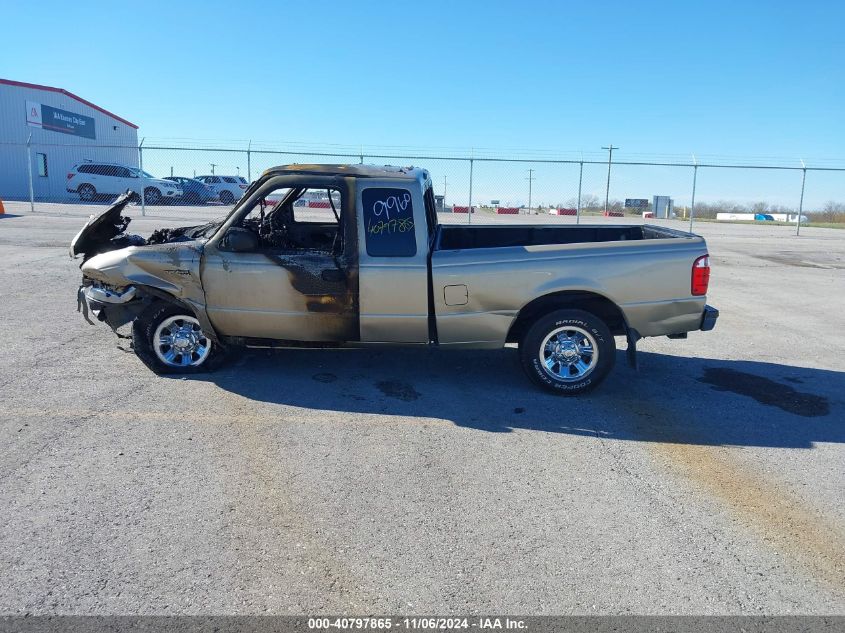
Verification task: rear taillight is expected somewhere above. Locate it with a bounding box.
[692,254,710,296]
[67,173,75,180]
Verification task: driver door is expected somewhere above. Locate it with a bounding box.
[201,179,358,342]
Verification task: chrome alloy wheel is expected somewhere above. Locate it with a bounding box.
[538,325,599,382]
[153,315,212,368]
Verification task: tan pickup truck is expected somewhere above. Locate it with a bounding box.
[71,164,718,394]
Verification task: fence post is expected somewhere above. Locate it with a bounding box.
[26,133,35,213]
[796,162,806,236]
[247,140,252,182]
[576,160,583,225]
[359,145,364,164]
[467,156,474,225]
[138,138,146,217]
[689,157,698,233]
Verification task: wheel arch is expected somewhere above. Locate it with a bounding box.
[506,290,628,343]
[134,285,221,344]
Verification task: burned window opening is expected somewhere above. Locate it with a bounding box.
[237,186,346,256]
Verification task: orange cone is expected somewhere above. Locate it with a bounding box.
[0,197,5,214]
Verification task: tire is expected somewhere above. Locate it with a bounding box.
[78,183,96,202]
[143,187,161,205]
[519,309,616,395]
[219,190,234,205]
[132,302,224,374]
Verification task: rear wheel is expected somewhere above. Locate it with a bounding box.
[219,190,234,205]
[78,184,96,202]
[143,187,161,205]
[132,303,223,374]
[519,309,616,395]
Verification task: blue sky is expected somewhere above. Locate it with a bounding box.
[2,0,844,207]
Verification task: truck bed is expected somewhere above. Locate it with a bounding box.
[429,223,708,346]
[435,223,687,251]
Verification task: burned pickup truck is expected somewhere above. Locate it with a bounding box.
[71,164,718,394]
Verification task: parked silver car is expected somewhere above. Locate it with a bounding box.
[193,175,248,204]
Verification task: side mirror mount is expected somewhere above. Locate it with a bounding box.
[222,227,259,252]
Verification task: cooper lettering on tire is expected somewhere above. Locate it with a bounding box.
[519,309,616,395]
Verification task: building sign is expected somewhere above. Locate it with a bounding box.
[624,198,649,208]
[26,100,96,139]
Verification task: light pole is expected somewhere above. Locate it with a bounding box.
[526,168,535,214]
[602,144,618,214]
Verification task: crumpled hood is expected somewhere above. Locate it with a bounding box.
[69,192,135,259]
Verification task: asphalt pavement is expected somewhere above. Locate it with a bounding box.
[0,201,843,615]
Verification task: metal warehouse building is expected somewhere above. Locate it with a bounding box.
[0,79,138,201]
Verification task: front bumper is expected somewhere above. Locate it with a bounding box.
[78,283,144,332]
[85,284,137,305]
[700,304,719,331]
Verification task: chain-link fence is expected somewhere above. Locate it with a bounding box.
[2,139,844,233]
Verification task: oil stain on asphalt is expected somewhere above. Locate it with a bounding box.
[625,396,845,595]
[698,368,829,417]
[376,381,421,402]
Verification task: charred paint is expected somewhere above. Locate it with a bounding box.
[266,252,357,338]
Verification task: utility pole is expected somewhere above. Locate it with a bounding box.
[210,163,217,175]
[797,159,807,236]
[526,169,536,214]
[689,154,698,233]
[602,144,618,214]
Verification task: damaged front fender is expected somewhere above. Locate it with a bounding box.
[78,241,220,343]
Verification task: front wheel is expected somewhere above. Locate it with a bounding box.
[219,190,234,205]
[132,303,223,374]
[519,309,616,395]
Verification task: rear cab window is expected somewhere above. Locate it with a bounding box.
[361,187,416,257]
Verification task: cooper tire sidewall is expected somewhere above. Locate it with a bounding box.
[521,310,615,394]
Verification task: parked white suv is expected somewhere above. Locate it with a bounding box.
[67,163,182,205]
[194,175,249,204]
